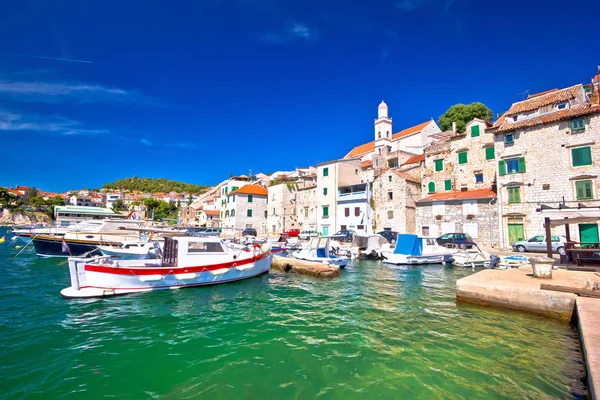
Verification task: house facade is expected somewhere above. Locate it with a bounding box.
[490,83,600,247]
[296,185,317,231]
[336,183,372,234]
[267,182,299,234]
[372,169,421,234]
[223,185,268,235]
[198,209,221,228]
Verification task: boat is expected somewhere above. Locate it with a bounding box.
[60,236,272,298]
[451,243,490,268]
[292,236,349,268]
[381,234,454,266]
[350,234,388,259]
[99,241,162,260]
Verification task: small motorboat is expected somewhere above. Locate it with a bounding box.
[99,241,162,260]
[350,234,388,260]
[292,236,349,268]
[61,236,272,298]
[381,234,454,266]
[451,243,490,268]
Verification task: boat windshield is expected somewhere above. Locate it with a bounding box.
[188,241,225,253]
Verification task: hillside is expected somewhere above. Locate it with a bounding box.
[102,177,209,194]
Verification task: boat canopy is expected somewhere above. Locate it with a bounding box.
[393,234,423,256]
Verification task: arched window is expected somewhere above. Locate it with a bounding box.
[387,131,390,138]
[225,210,230,217]
[428,182,436,193]
[378,132,381,139]
[231,210,235,217]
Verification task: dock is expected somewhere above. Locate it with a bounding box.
[271,255,341,278]
[457,266,600,399]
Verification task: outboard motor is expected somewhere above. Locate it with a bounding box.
[488,254,500,269]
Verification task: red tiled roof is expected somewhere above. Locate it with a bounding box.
[345,120,433,158]
[361,160,372,169]
[228,184,268,196]
[15,186,30,190]
[402,154,425,166]
[418,188,497,202]
[527,88,558,99]
[494,103,600,133]
[204,210,220,216]
[504,85,581,116]
[7,189,22,196]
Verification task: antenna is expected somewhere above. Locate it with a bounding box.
[517,89,530,100]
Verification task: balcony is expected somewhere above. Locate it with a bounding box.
[338,184,368,202]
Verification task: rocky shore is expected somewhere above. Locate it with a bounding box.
[0,208,52,225]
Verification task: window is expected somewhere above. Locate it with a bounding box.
[323,167,329,177]
[475,173,484,183]
[444,180,452,191]
[264,210,268,218]
[304,207,309,217]
[435,159,443,172]
[232,186,239,191]
[387,131,390,138]
[458,151,468,164]
[358,224,365,230]
[340,225,347,231]
[422,226,430,236]
[345,208,349,217]
[485,147,495,160]
[504,133,514,143]
[387,210,393,219]
[471,125,480,137]
[323,206,329,217]
[355,169,358,174]
[225,210,230,217]
[575,180,594,200]
[507,187,521,203]
[225,187,228,194]
[463,200,478,215]
[231,210,235,217]
[388,175,392,182]
[188,242,225,253]
[428,182,436,193]
[323,188,328,195]
[247,209,253,217]
[378,132,381,139]
[529,235,544,243]
[571,118,585,131]
[355,207,360,217]
[572,146,592,167]
[499,157,526,175]
[232,196,235,203]
[512,116,518,122]
[388,191,393,200]
[558,103,567,110]
[248,195,253,203]
[387,146,392,154]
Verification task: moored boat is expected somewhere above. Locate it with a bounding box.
[61,236,272,298]
[99,241,162,260]
[292,236,349,268]
[451,243,490,268]
[381,234,454,266]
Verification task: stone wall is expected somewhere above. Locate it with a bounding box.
[372,169,420,233]
[296,186,317,230]
[267,183,299,234]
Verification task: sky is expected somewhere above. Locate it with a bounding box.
[1,0,599,192]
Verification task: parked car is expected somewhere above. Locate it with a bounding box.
[436,233,474,249]
[241,228,258,237]
[512,235,567,254]
[203,228,220,236]
[298,230,319,240]
[186,227,207,235]
[332,230,356,243]
[377,230,398,244]
[285,229,301,237]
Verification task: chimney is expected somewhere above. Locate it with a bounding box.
[452,121,457,134]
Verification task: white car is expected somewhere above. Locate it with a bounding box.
[298,230,319,240]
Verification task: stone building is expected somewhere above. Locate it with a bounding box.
[316,158,362,236]
[490,82,600,247]
[372,169,421,234]
[416,118,500,246]
[179,203,202,225]
[197,209,220,228]
[267,182,299,234]
[223,185,268,236]
[296,185,317,231]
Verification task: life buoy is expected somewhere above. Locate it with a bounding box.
[252,243,262,258]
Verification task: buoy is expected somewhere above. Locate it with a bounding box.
[0,235,5,244]
[15,245,22,249]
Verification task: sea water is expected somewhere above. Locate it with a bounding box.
[0,227,586,399]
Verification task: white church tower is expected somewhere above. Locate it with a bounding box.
[374,101,392,157]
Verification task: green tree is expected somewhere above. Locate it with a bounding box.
[29,195,46,211]
[111,199,125,211]
[0,188,16,208]
[46,196,66,207]
[438,102,493,133]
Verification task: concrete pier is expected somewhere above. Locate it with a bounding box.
[271,255,341,278]
[456,266,596,320]
[577,297,600,400]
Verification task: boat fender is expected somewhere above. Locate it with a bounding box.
[252,243,262,258]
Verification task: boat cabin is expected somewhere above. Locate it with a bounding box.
[306,237,333,259]
[162,236,231,267]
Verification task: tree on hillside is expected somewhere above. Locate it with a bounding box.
[111,199,125,211]
[438,102,493,133]
[0,188,15,208]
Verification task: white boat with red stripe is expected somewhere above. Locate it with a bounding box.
[61,236,272,298]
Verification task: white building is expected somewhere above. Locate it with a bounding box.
[336,183,372,234]
[105,192,124,209]
[223,185,268,236]
[267,182,299,234]
[198,209,221,228]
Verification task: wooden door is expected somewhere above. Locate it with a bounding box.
[579,224,599,245]
[508,224,524,245]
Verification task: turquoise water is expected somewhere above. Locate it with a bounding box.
[0,227,585,399]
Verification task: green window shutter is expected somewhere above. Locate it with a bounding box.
[508,187,521,203]
[471,125,480,137]
[248,195,253,203]
[323,167,329,177]
[485,147,495,160]
[428,182,436,193]
[498,160,506,175]
[435,159,443,171]
[323,206,329,217]
[444,180,452,191]
[576,181,594,200]
[518,157,526,173]
[323,188,328,195]
[458,152,468,164]
[572,146,592,167]
[225,187,228,194]
[571,119,585,131]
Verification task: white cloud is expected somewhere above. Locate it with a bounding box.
[0,80,170,107]
[260,23,317,43]
[140,138,152,146]
[0,109,108,136]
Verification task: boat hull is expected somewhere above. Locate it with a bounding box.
[292,252,348,268]
[61,253,272,298]
[32,237,101,258]
[383,253,454,266]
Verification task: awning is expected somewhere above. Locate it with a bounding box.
[537,204,600,227]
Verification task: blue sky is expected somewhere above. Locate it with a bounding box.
[1,0,599,192]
